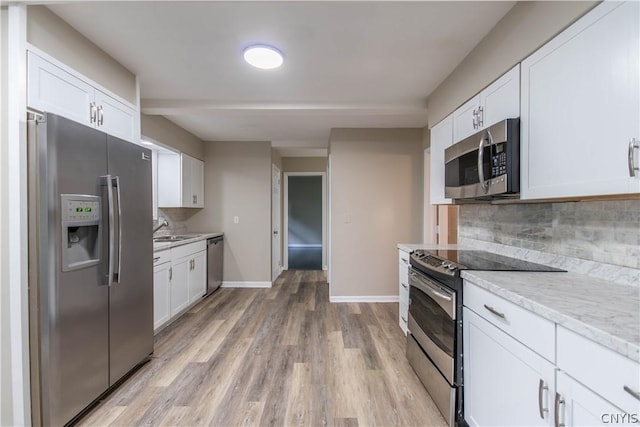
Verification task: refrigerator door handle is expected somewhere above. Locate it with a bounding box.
[102,174,115,286]
[113,176,122,283]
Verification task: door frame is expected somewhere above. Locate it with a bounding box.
[271,164,282,281]
[283,172,327,270]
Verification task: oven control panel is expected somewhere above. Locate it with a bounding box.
[410,250,461,277]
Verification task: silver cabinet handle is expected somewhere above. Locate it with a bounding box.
[554,393,565,427]
[154,256,160,262]
[477,106,484,127]
[89,102,97,123]
[483,304,505,319]
[97,105,104,126]
[401,283,408,289]
[538,379,549,419]
[401,316,407,323]
[169,267,172,280]
[629,138,639,177]
[624,385,640,401]
[401,257,408,264]
[472,109,478,129]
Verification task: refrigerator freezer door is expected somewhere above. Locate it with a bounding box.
[36,114,110,426]
[106,135,154,384]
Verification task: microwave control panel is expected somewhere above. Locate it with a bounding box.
[491,143,508,177]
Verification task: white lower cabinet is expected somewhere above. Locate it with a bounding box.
[463,307,555,426]
[464,280,640,426]
[170,256,191,317]
[556,371,635,427]
[398,249,410,334]
[153,261,171,331]
[153,241,207,333]
[188,250,207,304]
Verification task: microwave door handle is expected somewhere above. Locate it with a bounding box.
[478,133,489,194]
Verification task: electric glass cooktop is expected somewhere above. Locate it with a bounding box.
[420,249,566,272]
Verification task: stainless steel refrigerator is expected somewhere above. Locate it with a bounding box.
[27,112,153,426]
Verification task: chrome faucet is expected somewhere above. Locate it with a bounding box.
[153,219,169,234]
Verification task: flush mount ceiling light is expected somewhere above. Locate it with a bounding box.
[243,45,284,70]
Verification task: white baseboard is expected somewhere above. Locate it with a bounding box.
[329,295,399,303]
[221,281,272,289]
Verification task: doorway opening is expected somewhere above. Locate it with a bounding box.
[284,173,326,271]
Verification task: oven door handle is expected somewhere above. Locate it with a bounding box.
[410,270,456,319]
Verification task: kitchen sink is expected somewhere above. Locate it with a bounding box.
[153,235,195,242]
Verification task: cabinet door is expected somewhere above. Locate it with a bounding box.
[430,114,453,205]
[191,157,205,208]
[556,371,635,427]
[94,90,137,143]
[153,262,171,332]
[27,51,94,127]
[157,152,182,207]
[521,1,640,199]
[181,154,194,207]
[188,251,207,303]
[170,257,190,317]
[464,308,555,427]
[453,95,480,143]
[480,64,520,129]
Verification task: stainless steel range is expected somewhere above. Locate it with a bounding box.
[406,249,564,426]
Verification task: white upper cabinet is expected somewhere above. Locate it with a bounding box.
[158,152,205,208]
[27,50,138,143]
[453,65,520,143]
[430,114,454,205]
[181,154,205,208]
[453,95,480,143]
[521,1,640,200]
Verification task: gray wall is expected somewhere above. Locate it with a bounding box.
[27,5,137,104]
[141,114,204,160]
[459,200,640,269]
[282,157,327,173]
[329,128,423,298]
[187,141,272,283]
[427,1,597,126]
[288,176,322,246]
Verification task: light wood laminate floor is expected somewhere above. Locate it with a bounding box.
[78,270,446,426]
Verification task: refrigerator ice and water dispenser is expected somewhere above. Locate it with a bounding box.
[61,194,101,271]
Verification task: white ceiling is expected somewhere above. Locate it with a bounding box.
[48,1,514,155]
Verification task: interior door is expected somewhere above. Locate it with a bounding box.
[106,135,154,385]
[272,164,281,280]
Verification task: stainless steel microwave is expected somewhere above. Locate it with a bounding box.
[444,118,520,200]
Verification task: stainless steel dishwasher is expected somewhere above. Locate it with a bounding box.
[206,236,223,296]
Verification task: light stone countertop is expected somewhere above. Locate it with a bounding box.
[396,242,639,362]
[153,232,223,251]
[462,270,640,363]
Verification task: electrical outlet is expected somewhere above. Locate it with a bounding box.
[233,216,239,224]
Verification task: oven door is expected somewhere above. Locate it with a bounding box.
[408,268,456,384]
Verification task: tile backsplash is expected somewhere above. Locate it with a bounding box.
[154,208,198,235]
[459,199,640,269]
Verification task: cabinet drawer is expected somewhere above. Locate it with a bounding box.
[399,280,409,305]
[398,250,410,266]
[399,301,409,333]
[557,326,640,414]
[153,249,171,266]
[171,240,206,260]
[464,281,555,361]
